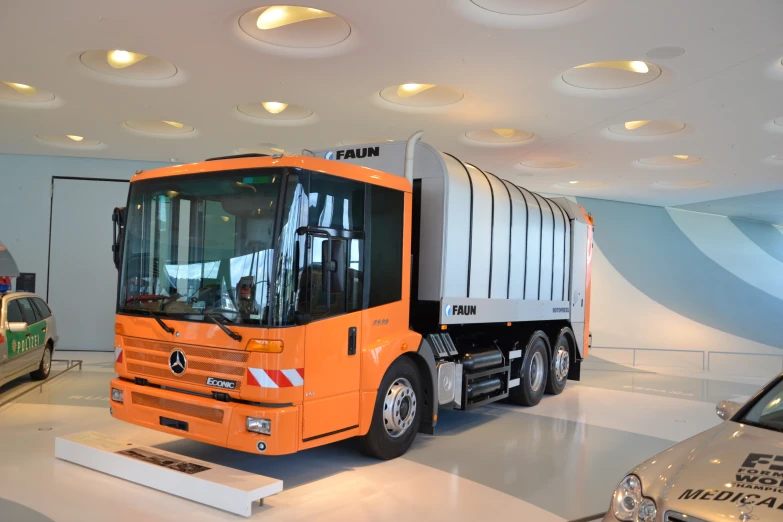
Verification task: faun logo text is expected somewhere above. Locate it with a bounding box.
[327,147,380,160]
[444,304,477,317]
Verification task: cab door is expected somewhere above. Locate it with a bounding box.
[300,173,365,441]
[3,299,32,376]
[16,298,45,368]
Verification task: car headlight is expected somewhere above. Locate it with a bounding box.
[612,474,657,522]
[111,388,124,403]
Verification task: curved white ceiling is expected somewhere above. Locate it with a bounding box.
[1,0,782,211]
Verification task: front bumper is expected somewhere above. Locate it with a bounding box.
[109,378,300,455]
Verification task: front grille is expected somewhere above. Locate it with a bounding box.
[126,350,167,365]
[122,337,247,392]
[127,362,243,391]
[665,512,708,522]
[123,338,250,363]
[131,391,224,423]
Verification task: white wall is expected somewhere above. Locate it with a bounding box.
[0,154,167,298]
[578,197,783,379]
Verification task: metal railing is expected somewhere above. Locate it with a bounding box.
[0,359,83,408]
[590,345,706,370]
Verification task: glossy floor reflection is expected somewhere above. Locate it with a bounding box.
[0,352,763,522]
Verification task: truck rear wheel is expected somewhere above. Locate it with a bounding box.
[545,334,570,395]
[508,335,548,407]
[359,356,422,460]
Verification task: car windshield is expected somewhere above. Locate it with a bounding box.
[740,379,783,432]
[119,168,292,327]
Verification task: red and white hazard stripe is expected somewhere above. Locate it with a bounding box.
[114,347,123,363]
[247,368,304,388]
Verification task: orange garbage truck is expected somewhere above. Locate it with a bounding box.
[109,133,593,459]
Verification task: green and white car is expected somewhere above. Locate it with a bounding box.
[0,292,57,387]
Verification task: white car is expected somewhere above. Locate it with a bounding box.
[0,291,57,387]
[603,374,783,522]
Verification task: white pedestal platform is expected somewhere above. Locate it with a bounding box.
[55,431,283,516]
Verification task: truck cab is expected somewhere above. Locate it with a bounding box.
[109,155,422,458]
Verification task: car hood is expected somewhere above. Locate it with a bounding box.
[634,421,783,520]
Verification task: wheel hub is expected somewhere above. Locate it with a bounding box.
[383,377,417,438]
[555,346,569,381]
[530,351,544,392]
[43,348,51,373]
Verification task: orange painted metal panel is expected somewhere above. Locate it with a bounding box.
[301,391,360,441]
[131,156,412,193]
[301,311,362,439]
[360,302,422,392]
[110,378,302,455]
[359,390,378,435]
[579,205,594,357]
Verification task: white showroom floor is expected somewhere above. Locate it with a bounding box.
[0,352,765,522]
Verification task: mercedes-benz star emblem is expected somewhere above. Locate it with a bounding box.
[169,350,187,375]
[737,496,755,521]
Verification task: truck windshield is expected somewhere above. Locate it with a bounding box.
[119,168,292,327]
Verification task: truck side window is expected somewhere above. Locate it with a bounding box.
[306,173,365,318]
[368,185,404,307]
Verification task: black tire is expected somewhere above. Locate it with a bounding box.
[508,335,548,407]
[30,344,53,381]
[545,334,570,395]
[359,356,422,460]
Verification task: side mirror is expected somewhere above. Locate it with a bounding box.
[7,322,27,333]
[717,400,741,421]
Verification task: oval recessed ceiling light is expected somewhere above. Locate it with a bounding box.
[608,120,686,137]
[262,101,288,114]
[237,101,313,120]
[124,120,195,136]
[107,50,148,69]
[654,180,710,188]
[0,81,55,103]
[379,84,463,107]
[466,128,535,144]
[520,158,578,169]
[470,0,587,15]
[79,50,177,80]
[556,180,605,188]
[638,155,701,167]
[562,60,661,90]
[36,134,103,149]
[239,6,350,48]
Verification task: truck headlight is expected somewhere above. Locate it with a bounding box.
[246,417,271,435]
[111,388,124,403]
[612,475,656,522]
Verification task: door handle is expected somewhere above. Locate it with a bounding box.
[348,327,357,356]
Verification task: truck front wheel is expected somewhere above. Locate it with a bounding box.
[359,357,422,460]
[508,335,548,407]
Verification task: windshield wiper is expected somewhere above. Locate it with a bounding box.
[147,310,175,334]
[206,313,242,342]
